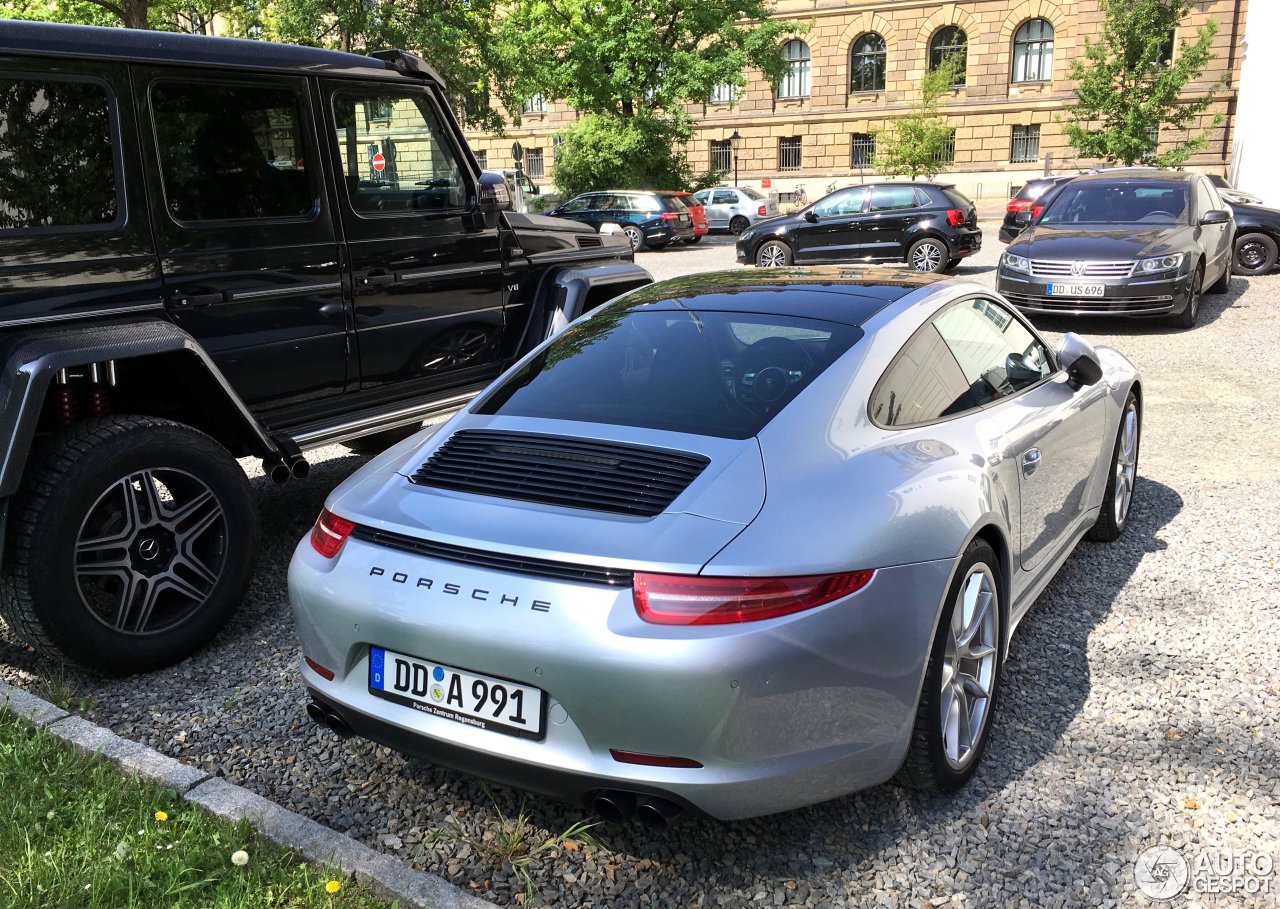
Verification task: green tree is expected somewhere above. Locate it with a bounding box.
[873,53,964,181]
[551,112,694,197]
[1063,0,1223,167]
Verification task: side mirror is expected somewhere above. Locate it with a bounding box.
[1014,210,1034,226]
[803,209,818,223]
[1199,209,1231,226]
[1057,332,1104,388]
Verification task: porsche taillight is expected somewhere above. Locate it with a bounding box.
[633,570,874,625]
[310,508,355,559]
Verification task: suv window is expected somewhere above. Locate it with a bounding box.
[332,89,467,213]
[814,188,866,217]
[151,81,315,223]
[869,186,917,211]
[0,76,118,230]
[870,298,1050,427]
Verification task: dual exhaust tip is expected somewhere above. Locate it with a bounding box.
[265,454,310,485]
[305,702,685,830]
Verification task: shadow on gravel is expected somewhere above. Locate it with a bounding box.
[487,477,1185,899]
[1028,274,1247,337]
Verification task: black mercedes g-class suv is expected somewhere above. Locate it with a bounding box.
[0,22,649,674]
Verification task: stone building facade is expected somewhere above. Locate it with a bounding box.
[465,0,1248,203]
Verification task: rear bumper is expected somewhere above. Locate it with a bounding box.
[950,228,983,256]
[997,268,1190,317]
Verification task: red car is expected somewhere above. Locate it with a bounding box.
[672,190,709,244]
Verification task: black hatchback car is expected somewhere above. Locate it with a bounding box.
[735,182,981,272]
[999,174,1076,243]
[549,190,695,251]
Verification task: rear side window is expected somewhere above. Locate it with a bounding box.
[151,81,315,223]
[477,309,861,439]
[0,76,118,230]
[713,190,738,205]
[869,186,918,211]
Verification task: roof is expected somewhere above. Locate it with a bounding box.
[613,266,946,326]
[0,20,440,84]
[1069,169,1200,186]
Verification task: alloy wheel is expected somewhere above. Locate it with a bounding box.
[74,469,227,636]
[422,327,492,370]
[911,241,945,272]
[622,226,644,250]
[940,565,999,770]
[757,243,788,267]
[1114,401,1139,526]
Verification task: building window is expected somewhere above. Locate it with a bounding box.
[777,40,811,99]
[710,82,739,104]
[524,147,544,178]
[1155,29,1176,66]
[1012,19,1054,83]
[850,33,886,93]
[932,129,956,167]
[850,133,876,168]
[710,139,732,173]
[475,150,488,171]
[1011,125,1040,163]
[778,136,802,171]
[929,27,967,86]
[521,94,547,115]
[1145,126,1160,156]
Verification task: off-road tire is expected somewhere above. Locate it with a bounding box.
[0,415,257,675]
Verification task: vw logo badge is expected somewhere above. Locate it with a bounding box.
[1071,260,1086,276]
[137,538,160,561]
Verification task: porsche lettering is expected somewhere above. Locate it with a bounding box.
[367,566,551,612]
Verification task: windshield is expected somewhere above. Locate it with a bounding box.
[1040,182,1188,226]
[476,309,860,439]
[739,187,766,200]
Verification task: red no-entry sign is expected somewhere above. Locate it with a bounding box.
[371,152,386,172]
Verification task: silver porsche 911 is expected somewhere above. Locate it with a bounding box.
[289,267,1141,826]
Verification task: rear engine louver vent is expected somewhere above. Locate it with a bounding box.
[409,430,710,517]
[577,235,603,248]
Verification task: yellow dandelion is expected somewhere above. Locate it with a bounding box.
[154,810,169,822]
[325,880,342,894]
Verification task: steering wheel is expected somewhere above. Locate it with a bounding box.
[736,337,814,414]
[1138,210,1175,221]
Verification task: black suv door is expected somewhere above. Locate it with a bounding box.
[134,68,349,416]
[322,80,506,397]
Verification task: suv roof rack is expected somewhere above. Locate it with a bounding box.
[368,50,446,86]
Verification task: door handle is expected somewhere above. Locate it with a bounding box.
[169,291,225,308]
[356,271,396,288]
[1021,448,1042,477]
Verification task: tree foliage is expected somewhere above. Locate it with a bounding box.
[550,113,690,198]
[1063,0,1223,167]
[873,53,964,181]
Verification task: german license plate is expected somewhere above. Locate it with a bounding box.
[369,646,545,739]
[1047,282,1104,296]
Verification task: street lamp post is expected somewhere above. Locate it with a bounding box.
[729,130,741,188]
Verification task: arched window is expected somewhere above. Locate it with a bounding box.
[850,33,886,93]
[929,26,968,86]
[778,39,811,99]
[1012,19,1054,82]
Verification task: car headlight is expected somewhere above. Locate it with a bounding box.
[1138,253,1184,273]
[1002,252,1031,274]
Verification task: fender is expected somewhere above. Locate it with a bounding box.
[0,319,278,499]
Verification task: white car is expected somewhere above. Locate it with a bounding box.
[693,186,780,234]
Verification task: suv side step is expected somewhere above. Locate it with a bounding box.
[286,385,487,451]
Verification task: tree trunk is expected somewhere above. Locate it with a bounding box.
[123,0,148,29]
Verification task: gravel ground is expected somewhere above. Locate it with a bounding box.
[3,224,1278,908]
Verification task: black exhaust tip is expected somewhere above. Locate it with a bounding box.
[635,796,683,832]
[266,459,292,485]
[590,791,636,825]
[290,456,310,480]
[305,702,327,725]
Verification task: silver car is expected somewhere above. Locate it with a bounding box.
[693,186,779,234]
[290,268,1141,825]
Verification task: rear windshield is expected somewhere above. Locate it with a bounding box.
[476,309,861,439]
[941,188,973,210]
[1041,182,1189,225]
[739,187,766,200]
[1014,180,1055,202]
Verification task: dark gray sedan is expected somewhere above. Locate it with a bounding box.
[997,170,1233,328]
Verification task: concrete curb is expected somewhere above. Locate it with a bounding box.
[0,679,494,909]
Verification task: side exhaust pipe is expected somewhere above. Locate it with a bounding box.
[289,455,310,480]
[265,457,292,485]
[590,791,636,825]
[306,701,354,740]
[635,796,683,831]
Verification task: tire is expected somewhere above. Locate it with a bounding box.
[682,235,703,245]
[345,424,421,456]
[1169,263,1203,329]
[755,240,792,268]
[729,216,750,235]
[943,258,962,272]
[1208,261,1231,294]
[897,539,1004,792]
[1232,232,1277,276]
[1087,392,1140,543]
[908,238,948,273]
[0,415,257,675]
[621,225,645,251]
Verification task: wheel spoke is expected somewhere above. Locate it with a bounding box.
[129,470,166,526]
[958,589,993,649]
[173,551,219,588]
[112,572,161,633]
[168,490,222,543]
[961,673,990,702]
[158,569,210,605]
